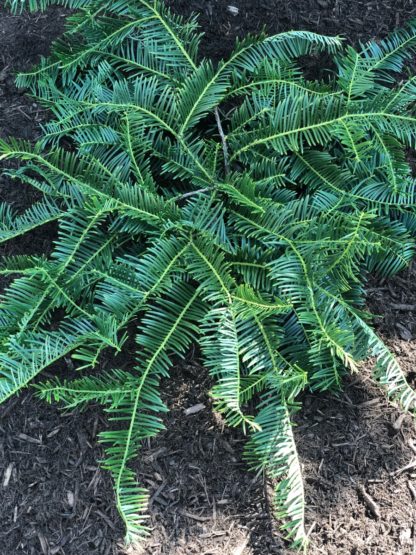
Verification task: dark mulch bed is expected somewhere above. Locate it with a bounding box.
[167,0,416,61]
[1,2,416,554]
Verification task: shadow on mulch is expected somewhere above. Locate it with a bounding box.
[1,2,416,555]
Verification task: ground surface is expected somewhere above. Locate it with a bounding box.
[1,2,416,554]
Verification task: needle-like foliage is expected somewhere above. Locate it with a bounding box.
[2,0,416,549]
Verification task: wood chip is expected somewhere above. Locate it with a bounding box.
[399,527,412,546]
[181,510,212,522]
[227,5,239,15]
[408,481,416,501]
[46,427,61,439]
[390,303,416,311]
[37,532,49,555]
[357,484,381,519]
[184,403,206,416]
[95,509,116,530]
[393,413,407,432]
[409,439,416,456]
[18,433,41,444]
[3,463,14,488]
[67,491,75,508]
[232,537,249,555]
[200,531,227,539]
[390,460,416,477]
[357,398,379,408]
[396,323,412,341]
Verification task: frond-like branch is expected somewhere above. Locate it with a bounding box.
[245,393,306,549]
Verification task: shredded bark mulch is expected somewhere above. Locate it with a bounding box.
[167,0,416,61]
[1,2,416,554]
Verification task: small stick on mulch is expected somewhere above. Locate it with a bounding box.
[184,403,206,416]
[408,481,416,501]
[409,439,416,456]
[357,484,381,519]
[2,462,14,488]
[390,303,416,311]
[181,510,212,522]
[413,510,416,555]
[390,460,416,477]
[392,413,407,433]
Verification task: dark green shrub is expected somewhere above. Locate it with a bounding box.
[2,0,416,549]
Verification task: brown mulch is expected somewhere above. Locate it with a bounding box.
[0,393,123,555]
[1,2,416,555]
[166,0,416,62]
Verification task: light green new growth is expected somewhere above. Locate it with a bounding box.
[2,0,416,549]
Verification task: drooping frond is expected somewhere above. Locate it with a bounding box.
[245,394,306,548]
[99,283,206,542]
[201,306,259,431]
[321,288,416,411]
